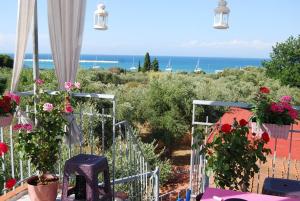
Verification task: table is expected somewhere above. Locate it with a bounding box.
[201,188,300,201]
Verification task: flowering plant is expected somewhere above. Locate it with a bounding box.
[252,87,298,125]
[15,80,80,183]
[0,142,16,194]
[0,92,20,116]
[200,119,271,191]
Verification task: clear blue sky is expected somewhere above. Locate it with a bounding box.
[0,0,299,58]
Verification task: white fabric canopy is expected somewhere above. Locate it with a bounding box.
[11,0,35,92]
[47,0,86,90]
[48,0,86,144]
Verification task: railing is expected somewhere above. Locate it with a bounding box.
[114,120,159,201]
[189,100,300,198]
[0,92,159,201]
[158,189,186,201]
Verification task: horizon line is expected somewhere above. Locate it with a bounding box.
[1,52,269,60]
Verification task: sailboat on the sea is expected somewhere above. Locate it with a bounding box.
[194,59,202,73]
[165,59,172,72]
[92,56,100,69]
[130,57,137,71]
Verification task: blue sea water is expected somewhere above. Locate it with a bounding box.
[23,54,266,73]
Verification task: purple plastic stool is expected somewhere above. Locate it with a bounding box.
[61,154,112,201]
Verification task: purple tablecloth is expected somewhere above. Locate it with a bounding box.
[201,188,300,201]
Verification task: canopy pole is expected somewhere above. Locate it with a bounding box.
[33,0,39,83]
[32,0,39,125]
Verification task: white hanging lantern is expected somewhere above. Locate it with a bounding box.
[213,0,230,29]
[94,3,108,30]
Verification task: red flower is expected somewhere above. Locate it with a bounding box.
[288,109,298,120]
[5,178,16,189]
[221,124,231,133]
[0,142,8,155]
[239,119,248,127]
[262,132,270,143]
[65,103,73,113]
[259,87,270,94]
[3,95,11,102]
[3,104,11,113]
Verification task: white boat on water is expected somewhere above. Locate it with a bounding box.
[165,59,172,72]
[194,59,202,73]
[215,69,224,73]
[129,57,137,71]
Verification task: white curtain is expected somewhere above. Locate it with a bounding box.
[11,0,35,92]
[47,0,86,90]
[48,0,86,144]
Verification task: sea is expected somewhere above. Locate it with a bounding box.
[22,54,267,73]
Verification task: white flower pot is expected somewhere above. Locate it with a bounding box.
[251,122,291,139]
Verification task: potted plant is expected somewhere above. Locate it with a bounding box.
[0,92,20,127]
[15,79,80,201]
[200,119,271,192]
[251,87,299,139]
[0,142,16,195]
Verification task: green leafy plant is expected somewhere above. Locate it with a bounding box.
[263,35,300,88]
[252,86,298,125]
[16,80,80,184]
[200,119,271,191]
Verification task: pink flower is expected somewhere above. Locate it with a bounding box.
[43,103,54,112]
[65,103,73,113]
[23,124,33,132]
[280,96,292,103]
[35,79,44,85]
[13,124,23,131]
[281,102,293,111]
[270,102,284,113]
[288,109,298,120]
[64,81,73,91]
[74,82,81,89]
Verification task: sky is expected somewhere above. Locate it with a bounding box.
[0,0,299,58]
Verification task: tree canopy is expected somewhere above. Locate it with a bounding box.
[263,36,300,88]
[0,54,13,68]
[142,52,151,72]
[152,58,159,72]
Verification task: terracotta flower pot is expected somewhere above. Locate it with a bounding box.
[27,174,59,201]
[251,122,291,139]
[0,114,13,127]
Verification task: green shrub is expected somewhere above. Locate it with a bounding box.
[263,36,300,88]
[0,55,13,68]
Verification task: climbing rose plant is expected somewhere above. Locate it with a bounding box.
[200,119,271,192]
[252,86,298,126]
[15,80,80,183]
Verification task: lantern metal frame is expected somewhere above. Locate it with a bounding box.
[94,3,108,30]
[213,0,230,29]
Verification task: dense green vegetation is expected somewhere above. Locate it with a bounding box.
[1,66,299,151]
[264,35,300,87]
[0,54,13,68]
